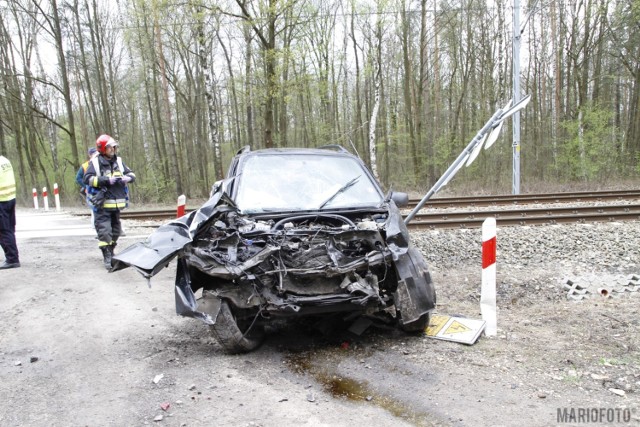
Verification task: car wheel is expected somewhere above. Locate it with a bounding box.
[210,301,265,354]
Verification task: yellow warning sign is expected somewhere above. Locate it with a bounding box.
[425,314,486,345]
[426,314,449,336]
[444,320,471,334]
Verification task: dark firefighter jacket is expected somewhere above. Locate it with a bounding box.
[83,154,136,211]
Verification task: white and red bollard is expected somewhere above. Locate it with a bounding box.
[54,183,61,211]
[177,194,186,218]
[33,188,39,209]
[481,217,497,336]
[42,187,49,211]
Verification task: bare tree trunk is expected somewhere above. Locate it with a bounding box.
[278,25,292,147]
[420,0,436,185]
[628,65,640,156]
[350,6,366,158]
[550,0,561,164]
[400,0,418,183]
[244,23,254,148]
[71,0,98,142]
[368,3,384,180]
[51,0,79,167]
[235,0,278,148]
[149,42,171,182]
[369,81,380,179]
[154,13,183,194]
[130,1,169,187]
[0,19,29,197]
[431,0,442,184]
[217,30,242,150]
[87,0,113,131]
[195,4,223,180]
[264,0,276,148]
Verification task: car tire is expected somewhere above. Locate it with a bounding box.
[210,301,265,354]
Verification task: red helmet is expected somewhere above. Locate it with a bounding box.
[95,134,118,154]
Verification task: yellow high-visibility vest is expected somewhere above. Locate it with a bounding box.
[0,156,16,202]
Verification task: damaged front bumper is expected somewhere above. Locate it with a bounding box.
[113,187,435,330]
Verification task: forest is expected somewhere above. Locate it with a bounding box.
[1,0,639,204]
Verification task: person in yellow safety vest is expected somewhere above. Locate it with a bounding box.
[83,134,136,270]
[0,155,20,269]
[76,147,99,232]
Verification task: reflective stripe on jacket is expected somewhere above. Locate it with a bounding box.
[0,156,17,202]
[103,198,129,209]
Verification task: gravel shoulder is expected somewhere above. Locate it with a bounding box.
[410,222,640,425]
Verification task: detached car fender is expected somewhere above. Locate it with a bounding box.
[111,182,236,277]
[393,246,436,326]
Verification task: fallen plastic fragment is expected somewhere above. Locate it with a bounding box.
[609,388,626,396]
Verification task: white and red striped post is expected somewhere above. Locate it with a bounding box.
[32,188,39,209]
[42,187,49,211]
[54,183,61,211]
[177,194,186,218]
[481,217,497,336]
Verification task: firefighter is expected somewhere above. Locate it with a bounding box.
[83,134,136,270]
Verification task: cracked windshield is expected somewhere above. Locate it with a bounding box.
[234,154,383,212]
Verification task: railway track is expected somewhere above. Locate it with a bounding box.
[406,203,640,229]
[406,189,640,209]
[108,189,640,229]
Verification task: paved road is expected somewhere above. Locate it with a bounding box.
[15,209,95,238]
[15,208,150,240]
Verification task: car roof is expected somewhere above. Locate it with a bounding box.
[233,145,358,159]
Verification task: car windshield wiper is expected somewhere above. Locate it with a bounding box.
[318,176,360,209]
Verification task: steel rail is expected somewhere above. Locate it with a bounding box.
[119,209,192,221]
[407,205,640,229]
[409,203,640,221]
[407,189,640,209]
[409,212,640,229]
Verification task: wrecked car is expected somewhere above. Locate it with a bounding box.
[112,146,436,353]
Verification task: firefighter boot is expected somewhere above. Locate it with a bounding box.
[101,246,113,270]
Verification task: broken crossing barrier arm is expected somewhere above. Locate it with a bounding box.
[404,94,531,225]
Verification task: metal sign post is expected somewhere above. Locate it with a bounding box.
[512,0,521,195]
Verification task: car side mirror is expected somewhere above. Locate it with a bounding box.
[390,191,409,207]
